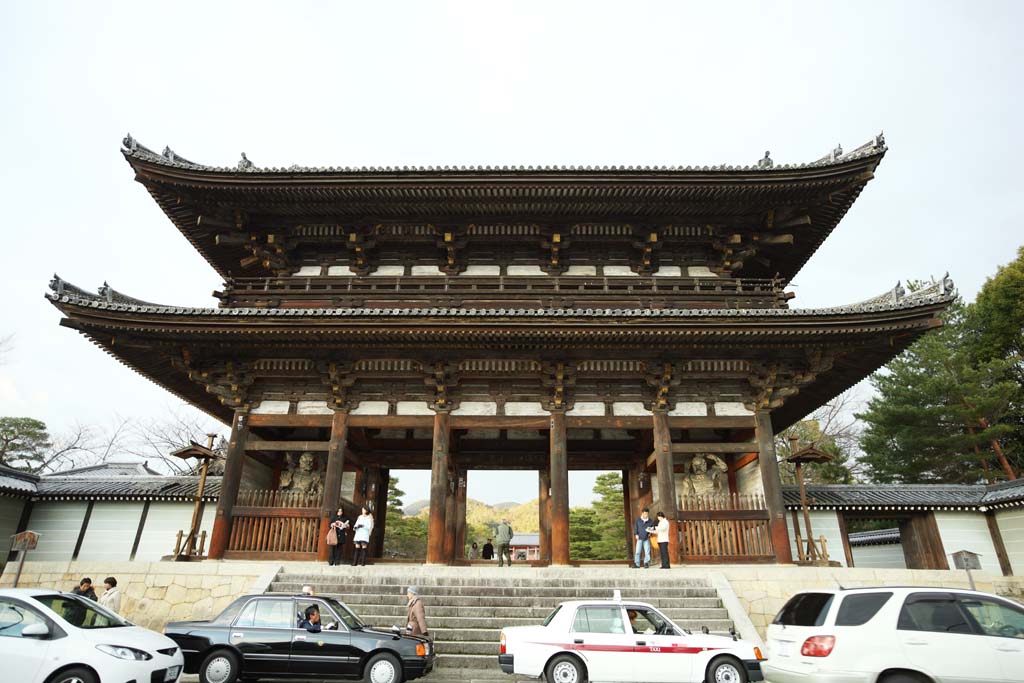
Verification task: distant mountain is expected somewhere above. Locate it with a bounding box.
[412,497,539,533]
[493,502,519,510]
[403,499,430,516]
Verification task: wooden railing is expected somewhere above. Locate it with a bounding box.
[227,510,320,557]
[236,489,322,509]
[676,493,774,562]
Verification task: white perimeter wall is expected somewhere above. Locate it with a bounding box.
[25,502,88,562]
[77,502,145,562]
[133,502,216,562]
[934,511,1000,573]
[996,508,1024,575]
[851,543,907,569]
[788,510,847,566]
[0,497,26,571]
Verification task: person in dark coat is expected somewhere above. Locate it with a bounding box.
[299,605,322,633]
[328,507,351,566]
[72,578,97,601]
[481,538,494,560]
[632,508,652,568]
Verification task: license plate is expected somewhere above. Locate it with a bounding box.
[164,665,181,681]
[775,641,794,657]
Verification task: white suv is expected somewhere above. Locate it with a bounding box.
[763,586,1024,683]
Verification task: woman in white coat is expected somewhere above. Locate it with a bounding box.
[98,577,122,613]
[351,505,374,566]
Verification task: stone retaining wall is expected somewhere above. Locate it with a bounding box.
[0,561,280,630]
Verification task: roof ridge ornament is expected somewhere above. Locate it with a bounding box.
[122,133,137,152]
[237,153,254,171]
[830,143,844,161]
[757,151,773,169]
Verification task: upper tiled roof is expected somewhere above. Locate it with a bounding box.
[783,479,1024,510]
[52,461,163,477]
[0,465,39,495]
[36,475,221,502]
[122,134,887,175]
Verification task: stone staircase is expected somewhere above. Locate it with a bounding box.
[269,567,735,681]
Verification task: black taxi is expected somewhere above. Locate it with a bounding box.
[164,593,433,683]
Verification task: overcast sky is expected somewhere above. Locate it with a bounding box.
[1,1,1021,506]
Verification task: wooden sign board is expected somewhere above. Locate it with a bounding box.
[12,531,39,551]
[951,550,981,570]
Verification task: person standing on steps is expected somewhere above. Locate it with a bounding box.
[495,518,513,567]
[98,577,121,613]
[351,505,373,566]
[654,511,671,568]
[405,586,428,637]
[328,506,351,566]
[469,541,479,559]
[632,507,652,568]
[482,538,494,560]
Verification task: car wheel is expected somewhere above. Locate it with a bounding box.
[363,652,402,683]
[879,674,929,683]
[200,649,240,683]
[546,654,587,683]
[48,668,98,683]
[706,656,747,683]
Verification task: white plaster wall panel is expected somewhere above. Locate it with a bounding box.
[327,265,355,276]
[669,402,707,416]
[77,502,145,561]
[996,509,1024,575]
[24,502,87,562]
[460,265,500,276]
[505,402,548,416]
[370,266,405,276]
[352,401,389,415]
[851,543,907,569]
[0,497,26,569]
[340,472,356,501]
[715,402,753,416]
[411,265,443,276]
[567,402,605,416]
[688,266,718,277]
[452,402,498,416]
[396,401,434,416]
[787,510,847,566]
[506,265,545,276]
[603,266,637,276]
[464,429,500,439]
[736,460,763,496]
[565,265,597,276]
[293,265,322,276]
[297,400,332,415]
[934,512,1000,572]
[240,456,274,490]
[654,266,682,277]
[613,402,651,416]
[133,501,218,562]
[252,400,290,415]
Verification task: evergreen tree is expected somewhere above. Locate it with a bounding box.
[382,476,428,558]
[569,507,599,559]
[0,417,52,472]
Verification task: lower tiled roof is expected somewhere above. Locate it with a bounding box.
[34,475,221,502]
[783,480,1024,510]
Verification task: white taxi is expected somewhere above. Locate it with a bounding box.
[0,587,185,683]
[499,595,764,683]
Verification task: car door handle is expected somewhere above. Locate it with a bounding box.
[636,641,646,646]
[995,646,1021,652]
[231,633,244,639]
[294,635,306,641]
[904,639,928,645]
[573,639,583,644]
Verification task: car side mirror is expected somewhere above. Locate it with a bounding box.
[22,623,49,639]
[390,625,402,640]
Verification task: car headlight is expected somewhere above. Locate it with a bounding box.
[96,644,153,660]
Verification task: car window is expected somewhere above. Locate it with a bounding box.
[322,598,365,630]
[836,593,892,626]
[251,600,294,629]
[34,595,126,629]
[627,607,674,635]
[233,600,258,628]
[0,599,48,638]
[296,599,346,632]
[572,607,625,634]
[543,605,562,627]
[897,594,973,634]
[957,596,1024,639]
[773,593,834,627]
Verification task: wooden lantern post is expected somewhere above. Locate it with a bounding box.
[169,434,222,560]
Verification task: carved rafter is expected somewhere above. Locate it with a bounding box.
[345,225,380,276]
[540,226,571,275]
[643,360,680,413]
[431,224,469,275]
[542,361,576,412]
[177,350,253,409]
[630,226,662,274]
[318,361,356,412]
[424,361,460,412]
[744,351,836,411]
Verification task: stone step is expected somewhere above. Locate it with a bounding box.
[437,653,503,671]
[276,574,714,589]
[336,603,729,621]
[307,593,724,609]
[271,581,719,598]
[422,667,531,683]
[360,614,736,632]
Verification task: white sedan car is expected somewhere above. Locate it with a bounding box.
[764,586,1024,683]
[499,598,764,683]
[0,587,185,683]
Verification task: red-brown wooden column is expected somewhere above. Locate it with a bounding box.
[622,468,634,558]
[426,411,451,564]
[538,468,552,564]
[454,470,468,561]
[652,412,678,564]
[549,411,570,565]
[373,467,389,558]
[755,410,793,563]
[443,466,458,563]
[209,409,249,559]
[317,410,349,561]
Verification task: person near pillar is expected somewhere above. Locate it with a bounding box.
[328,507,351,566]
[632,507,652,568]
[482,538,494,560]
[351,505,373,566]
[495,519,513,567]
[469,542,480,559]
[654,511,671,568]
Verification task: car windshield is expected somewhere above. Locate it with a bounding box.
[323,598,365,630]
[35,594,128,629]
[543,605,562,627]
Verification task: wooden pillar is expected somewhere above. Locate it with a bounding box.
[549,411,570,565]
[627,467,642,556]
[652,412,678,565]
[539,469,552,563]
[426,411,451,564]
[755,410,793,563]
[317,411,349,562]
[373,467,389,558]
[443,466,458,563]
[836,510,855,568]
[986,511,1013,576]
[621,469,634,558]
[209,410,249,560]
[455,470,468,560]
